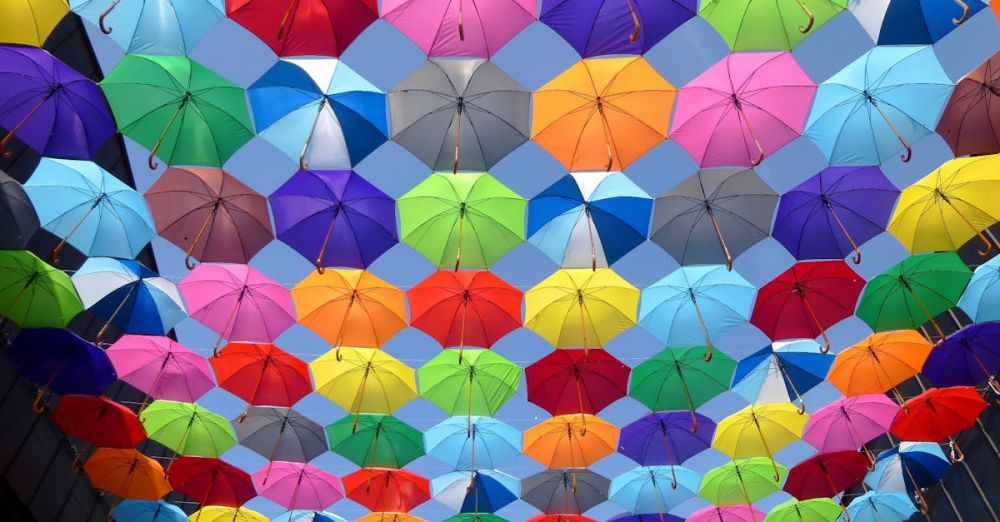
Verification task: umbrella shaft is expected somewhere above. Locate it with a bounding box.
[278,0,302,41]
[299,97,328,171]
[0,92,54,152]
[625,0,641,41]
[51,198,103,264]
[184,203,220,269]
[825,202,862,263]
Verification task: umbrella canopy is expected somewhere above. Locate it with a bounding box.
[827,331,933,401]
[0,171,39,249]
[532,56,675,171]
[924,323,1000,391]
[84,447,171,501]
[540,0,697,57]
[0,250,82,328]
[803,394,900,457]
[51,395,145,448]
[358,515,425,522]
[139,400,237,457]
[399,172,525,269]
[958,255,1000,323]
[805,46,953,165]
[618,411,715,466]
[524,414,618,468]
[168,456,256,507]
[687,506,765,522]
[865,442,950,495]
[651,168,778,267]
[609,465,700,513]
[937,52,1000,157]
[145,167,273,268]
[8,329,115,411]
[521,469,610,515]
[846,491,917,522]
[112,500,187,522]
[629,347,736,430]
[891,386,987,459]
[699,0,848,50]
[425,416,521,470]
[670,52,815,167]
[254,461,344,510]
[698,458,787,506]
[226,0,378,57]
[326,413,424,469]
[731,340,834,411]
[70,0,224,54]
[765,498,843,522]
[274,512,348,522]
[418,349,522,417]
[446,515,508,522]
[389,59,530,172]
[431,470,519,513]
[270,170,397,270]
[342,468,430,513]
[530,517,596,522]
[189,506,269,522]
[608,515,682,522]
[383,0,535,57]
[2,0,69,46]
[526,349,629,417]
[783,451,868,499]
[310,347,417,418]
[211,343,312,413]
[859,0,988,45]
[713,404,808,480]
[236,406,328,463]
[107,335,215,404]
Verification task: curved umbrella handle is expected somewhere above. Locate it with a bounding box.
[900,143,912,163]
[950,438,965,463]
[796,0,815,33]
[0,136,12,159]
[626,0,641,42]
[100,0,123,34]
[184,254,197,270]
[953,0,970,25]
[32,389,46,414]
[148,151,160,171]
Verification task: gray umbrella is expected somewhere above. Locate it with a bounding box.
[234,406,327,463]
[651,168,778,269]
[521,468,610,515]
[388,59,530,173]
[0,170,39,250]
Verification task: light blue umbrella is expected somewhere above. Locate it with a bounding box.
[24,158,155,262]
[609,465,701,514]
[425,416,521,470]
[527,171,652,269]
[431,470,520,513]
[272,511,348,522]
[111,500,187,522]
[731,339,834,412]
[958,255,1000,323]
[639,265,756,362]
[804,46,953,165]
[70,0,224,55]
[248,58,388,170]
[844,491,918,522]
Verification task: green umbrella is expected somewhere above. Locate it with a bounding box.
[629,346,736,432]
[856,252,972,342]
[765,498,844,522]
[0,250,82,328]
[699,0,848,51]
[699,457,787,507]
[100,55,254,169]
[325,413,424,469]
[139,400,236,458]
[445,515,508,522]
[419,349,521,431]
[398,172,525,270]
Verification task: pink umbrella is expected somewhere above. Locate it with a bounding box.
[178,264,296,356]
[688,505,766,522]
[803,394,900,464]
[670,52,816,167]
[107,335,215,410]
[381,0,536,57]
[253,461,344,510]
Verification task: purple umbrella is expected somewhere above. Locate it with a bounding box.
[269,170,397,271]
[8,328,116,413]
[619,411,714,488]
[772,166,900,264]
[540,0,697,57]
[924,323,1000,394]
[0,46,115,160]
[609,514,683,522]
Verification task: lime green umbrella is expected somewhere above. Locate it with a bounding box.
[856,252,972,342]
[0,250,82,328]
[699,457,787,507]
[419,349,522,431]
[326,413,424,469]
[699,0,848,51]
[765,498,844,522]
[100,55,254,169]
[139,400,236,458]
[398,173,525,269]
[629,346,736,432]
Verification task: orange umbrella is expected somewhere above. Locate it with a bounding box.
[524,414,618,469]
[532,57,676,172]
[827,330,933,404]
[83,448,171,501]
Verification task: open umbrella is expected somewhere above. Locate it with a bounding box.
[853,0,988,45]
[0,250,82,328]
[532,57,675,171]
[418,349,522,429]
[713,403,809,481]
[2,0,69,46]
[531,516,596,522]
[167,456,256,508]
[211,343,312,419]
[629,347,736,431]
[358,515,424,522]
[8,328,115,413]
[540,0,696,57]
[670,52,815,167]
[189,507,268,522]
[236,407,327,464]
[783,451,868,500]
[389,59,530,172]
[958,255,1000,323]
[225,0,378,57]
[101,54,254,168]
[524,414,618,468]
[651,169,778,268]
[865,442,950,515]
[254,461,343,510]
[112,500,187,522]
[447,514,507,522]
[310,347,417,429]
[618,411,715,470]
[521,469,610,515]
[526,349,629,424]
[326,413,424,469]
[805,46,953,165]
[698,458,787,508]
[139,400,237,458]
[383,0,535,57]
[608,515,682,522]
[107,335,215,407]
[84,448,171,501]
[688,506,765,522]
[431,470,519,513]
[891,386,987,462]
[69,0,224,54]
[731,340,834,413]
[0,171,39,249]
[827,331,933,404]
[846,491,917,522]
[803,394,900,462]
[924,323,1000,392]
[699,0,848,50]
[274,512,348,522]
[52,395,145,450]
[771,166,899,264]
[609,465,700,514]
[765,498,843,522]
[425,416,521,470]
[342,468,430,513]
[937,52,1000,157]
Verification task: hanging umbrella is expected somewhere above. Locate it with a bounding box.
[639,265,755,361]
[608,515,682,522]
[447,515,508,522]
[342,468,430,513]
[937,52,1000,157]
[765,498,844,522]
[83,447,171,501]
[540,0,696,57]
[100,54,254,168]
[389,59,529,172]
[687,506,765,522]
[527,171,652,269]
[425,416,521,470]
[418,349,522,428]
[398,172,525,269]
[698,458,787,507]
[310,347,417,428]
[189,506,268,522]
[178,263,296,355]
[107,335,215,407]
[167,456,256,508]
[1,0,69,46]
[521,469,610,515]
[713,404,809,481]
[236,407,328,464]
[145,167,274,268]
[523,414,619,468]
[532,56,675,171]
[783,451,868,500]
[771,166,899,264]
[226,0,378,57]
[69,0,224,54]
[431,470,519,513]
[618,411,715,469]
[0,250,82,328]
[254,461,344,510]
[803,394,900,462]
[211,343,312,419]
[855,0,989,45]
[629,347,736,430]
[731,340,834,412]
[865,442,950,515]
[670,52,815,167]
[139,400,237,457]
[651,169,778,268]
[526,349,629,423]
[609,465,700,514]
[274,512,348,522]
[891,386,987,462]
[269,170,397,270]
[958,255,1000,323]
[25,158,155,262]
[924,323,1000,392]
[383,0,536,57]
[0,170,39,249]
[0,46,115,159]
[699,0,848,50]
[805,46,953,165]
[846,491,917,522]
[52,395,145,449]
[358,515,425,522]
[530,517,597,522]
[112,500,187,522]
[8,329,115,413]
[326,413,424,469]
[827,331,933,404]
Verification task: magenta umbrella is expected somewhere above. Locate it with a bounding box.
[107,335,215,410]
[381,0,536,57]
[803,394,900,464]
[253,461,344,510]
[670,51,816,167]
[687,505,766,522]
[178,264,296,356]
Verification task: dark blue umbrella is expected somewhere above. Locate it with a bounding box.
[923,322,1000,392]
[732,340,834,414]
[618,411,715,466]
[540,0,697,57]
[609,514,683,522]
[871,0,989,45]
[432,470,519,513]
[8,328,116,412]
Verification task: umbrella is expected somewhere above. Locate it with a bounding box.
[0,250,83,328]
[530,517,596,522]
[858,0,988,45]
[2,0,68,46]
[0,46,115,159]
[805,46,953,164]
[112,500,187,522]
[310,347,417,428]
[144,167,274,268]
[698,458,787,507]
[846,491,917,522]
[431,470,519,513]
[211,343,312,418]
[771,166,900,263]
[528,171,652,269]
[865,442,949,514]
[803,394,900,462]
[891,386,987,462]
[855,253,972,341]
[731,340,834,412]
[83,448,171,501]
[167,456,255,508]
[618,411,715,469]
[107,335,214,407]
[699,0,848,50]
[254,461,344,510]
[269,170,397,270]
[783,451,868,500]
[274,512,348,522]
[713,404,809,480]
[236,406,328,464]
[25,158,155,262]
[0,171,39,249]
[608,515,682,522]
[425,416,521,470]
[342,468,430,513]
[398,172,525,269]
[521,469,610,514]
[540,0,696,57]
[226,0,378,57]
[827,331,933,404]
[524,414,618,468]
[383,0,536,57]
[358,515,425,522]
[178,263,296,355]
[765,498,844,522]
[629,347,736,430]
[100,54,254,168]
[609,465,700,514]
[69,0,224,54]
[447,515,508,522]
[52,395,145,469]
[936,52,1000,157]
[189,506,268,522]
[638,265,756,361]
[958,255,1000,323]
[8,328,115,413]
[139,400,237,458]
[389,59,530,172]
[532,56,675,171]
[418,349,522,428]
[526,349,629,422]
[651,169,778,268]
[670,52,815,167]
[687,506,765,522]
[72,258,186,343]
[326,413,424,469]
[249,59,387,171]
[924,323,1000,392]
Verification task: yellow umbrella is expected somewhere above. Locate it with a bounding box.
[1,0,68,47]
[712,403,809,481]
[188,506,268,522]
[309,347,417,431]
[888,155,1000,257]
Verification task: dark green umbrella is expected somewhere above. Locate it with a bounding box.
[629,346,736,432]
[326,413,424,469]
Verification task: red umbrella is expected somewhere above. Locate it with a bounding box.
[750,261,864,352]
[226,0,378,57]
[210,343,312,422]
[526,349,629,431]
[936,51,1000,157]
[167,456,256,508]
[51,395,145,471]
[891,386,987,462]
[342,468,430,513]
[783,451,868,500]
